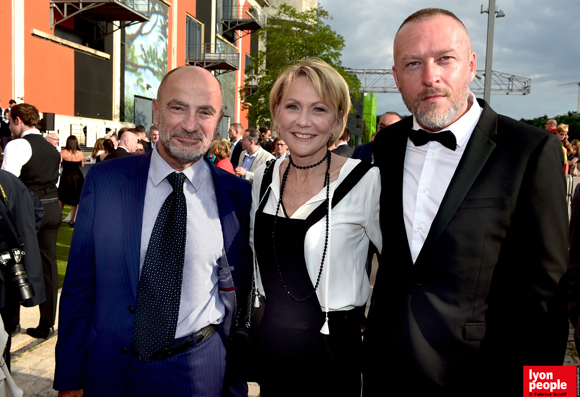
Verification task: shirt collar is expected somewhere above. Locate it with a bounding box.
[149,146,207,192]
[412,92,482,148]
[246,147,261,159]
[21,128,41,138]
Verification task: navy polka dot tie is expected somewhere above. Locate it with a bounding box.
[131,172,187,361]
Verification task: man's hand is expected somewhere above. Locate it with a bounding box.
[58,390,83,397]
[234,167,246,178]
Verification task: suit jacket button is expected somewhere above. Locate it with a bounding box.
[121,347,128,354]
[128,306,134,313]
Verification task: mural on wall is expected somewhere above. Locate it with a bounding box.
[124,0,168,123]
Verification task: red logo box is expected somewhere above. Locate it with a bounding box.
[524,366,577,397]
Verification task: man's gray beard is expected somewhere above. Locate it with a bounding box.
[404,81,470,131]
[159,130,210,165]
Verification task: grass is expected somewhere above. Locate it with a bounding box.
[56,205,74,289]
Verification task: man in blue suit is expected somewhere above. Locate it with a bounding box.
[54,66,252,396]
[352,112,401,163]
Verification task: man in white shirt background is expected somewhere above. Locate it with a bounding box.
[1,103,61,340]
[364,7,568,397]
[234,128,274,184]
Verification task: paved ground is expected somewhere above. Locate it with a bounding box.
[7,256,580,396]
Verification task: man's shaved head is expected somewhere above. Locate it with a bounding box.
[394,8,471,61]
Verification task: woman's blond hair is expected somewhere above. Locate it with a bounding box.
[269,58,350,147]
[210,139,231,160]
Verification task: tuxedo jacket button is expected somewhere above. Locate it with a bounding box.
[128,306,134,313]
[121,347,128,354]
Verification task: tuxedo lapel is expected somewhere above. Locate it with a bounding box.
[375,118,414,267]
[416,101,498,264]
[123,153,152,297]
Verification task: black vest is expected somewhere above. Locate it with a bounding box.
[20,134,60,199]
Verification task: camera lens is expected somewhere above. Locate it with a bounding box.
[8,261,34,303]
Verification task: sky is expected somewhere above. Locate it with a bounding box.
[317,0,580,121]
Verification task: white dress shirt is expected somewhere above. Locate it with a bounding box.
[250,158,382,311]
[1,129,41,177]
[403,92,483,263]
[140,148,225,338]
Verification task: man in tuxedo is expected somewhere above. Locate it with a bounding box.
[235,128,274,184]
[363,8,568,396]
[103,129,138,161]
[353,112,401,163]
[54,66,252,396]
[332,127,354,158]
[228,123,244,167]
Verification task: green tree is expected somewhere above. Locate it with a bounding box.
[520,113,580,140]
[241,4,361,126]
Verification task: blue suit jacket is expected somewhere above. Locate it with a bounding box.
[54,152,252,393]
[352,142,373,163]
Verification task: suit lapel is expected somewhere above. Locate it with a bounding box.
[416,100,498,264]
[374,118,414,266]
[205,157,239,268]
[123,153,152,297]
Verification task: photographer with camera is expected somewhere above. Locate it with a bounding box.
[0,169,46,368]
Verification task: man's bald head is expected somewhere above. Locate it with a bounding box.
[394,8,471,61]
[157,66,224,112]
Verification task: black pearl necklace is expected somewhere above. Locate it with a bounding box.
[289,150,330,169]
[272,150,331,302]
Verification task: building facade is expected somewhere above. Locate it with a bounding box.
[0,0,269,146]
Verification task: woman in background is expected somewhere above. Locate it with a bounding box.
[58,135,84,227]
[91,138,105,161]
[210,139,235,174]
[97,139,114,162]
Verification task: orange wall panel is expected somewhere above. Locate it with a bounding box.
[24,0,74,115]
[0,4,13,106]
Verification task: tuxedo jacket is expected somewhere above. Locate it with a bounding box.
[352,142,373,163]
[363,99,569,396]
[332,143,354,158]
[54,152,252,394]
[103,147,132,161]
[237,147,275,184]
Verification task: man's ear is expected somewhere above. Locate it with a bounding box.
[152,99,159,125]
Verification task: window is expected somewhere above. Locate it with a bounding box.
[245,54,253,75]
[186,15,202,59]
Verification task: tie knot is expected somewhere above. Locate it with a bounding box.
[167,172,186,191]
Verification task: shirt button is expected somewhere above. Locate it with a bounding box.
[416,227,422,232]
[121,347,128,354]
[128,306,134,313]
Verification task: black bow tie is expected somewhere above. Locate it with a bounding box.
[409,129,457,151]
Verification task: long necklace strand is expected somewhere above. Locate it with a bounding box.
[272,150,331,302]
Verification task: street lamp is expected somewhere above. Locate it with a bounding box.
[481,0,505,104]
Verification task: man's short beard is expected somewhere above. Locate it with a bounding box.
[404,80,470,131]
[159,130,211,165]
